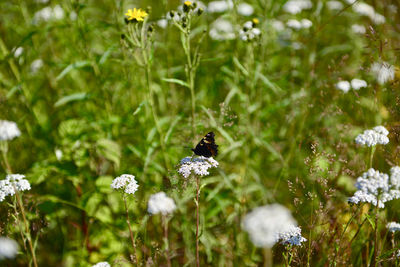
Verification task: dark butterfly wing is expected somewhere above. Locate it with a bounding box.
[191,132,218,158]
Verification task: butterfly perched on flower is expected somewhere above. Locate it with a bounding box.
[191,132,218,158]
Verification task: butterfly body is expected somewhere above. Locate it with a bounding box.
[191,132,218,158]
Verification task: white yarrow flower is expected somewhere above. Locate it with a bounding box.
[157,19,168,29]
[371,62,395,84]
[283,0,312,14]
[355,126,389,147]
[351,79,367,90]
[0,237,19,259]
[242,204,298,248]
[387,222,400,232]
[178,156,219,178]
[30,59,43,73]
[111,174,139,195]
[348,168,400,208]
[277,225,307,246]
[0,120,21,141]
[209,19,236,41]
[0,174,31,202]
[92,262,111,267]
[148,192,177,215]
[237,3,254,16]
[352,24,366,34]
[336,81,351,93]
[13,47,24,58]
[207,0,233,13]
[327,1,343,11]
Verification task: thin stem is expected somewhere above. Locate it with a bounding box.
[371,199,379,267]
[123,196,139,266]
[162,215,171,267]
[139,21,170,172]
[369,146,375,169]
[195,175,200,267]
[15,190,38,267]
[263,247,272,267]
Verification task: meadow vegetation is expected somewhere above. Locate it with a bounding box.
[1,0,400,266]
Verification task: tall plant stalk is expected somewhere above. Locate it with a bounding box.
[1,144,38,267]
[195,175,200,267]
[123,196,139,266]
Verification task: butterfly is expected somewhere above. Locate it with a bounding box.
[191,132,218,158]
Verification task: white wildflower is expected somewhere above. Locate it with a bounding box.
[147,192,176,215]
[387,222,400,232]
[33,5,65,23]
[239,21,261,41]
[237,3,254,16]
[351,79,367,90]
[336,80,351,93]
[352,24,366,34]
[30,59,43,73]
[55,149,63,161]
[13,47,24,58]
[178,156,219,178]
[157,19,168,29]
[352,3,385,24]
[277,225,307,246]
[283,0,312,14]
[0,237,19,259]
[0,174,31,202]
[286,19,302,30]
[300,19,312,29]
[371,62,395,84]
[327,1,343,11]
[209,19,236,40]
[111,174,139,195]
[390,166,400,187]
[348,168,400,208]
[92,262,111,267]
[0,120,21,141]
[355,126,389,147]
[69,11,78,21]
[271,20,285,31]
[242,204,298,248]
[207,0,233,13]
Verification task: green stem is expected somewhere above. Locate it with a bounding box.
[195,175,200,267]
[162,215,171,267]
[123,196,139,266]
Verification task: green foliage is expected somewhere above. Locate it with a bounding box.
[1,0,400,266]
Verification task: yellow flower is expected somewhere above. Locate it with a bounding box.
[125,8,148,22]
[184,1,192,6]
[252,18,259,25]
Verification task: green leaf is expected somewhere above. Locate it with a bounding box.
[56,61,91,81]
[162,78,189,88]
[54,92,88,107]
[96,139,121,169]
[133,100,146,116]
[99,45,117,65]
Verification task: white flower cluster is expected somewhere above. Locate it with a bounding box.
[92,262,110,267]
[352,2,385,25]
[209,19,236,41]
[348,168,400,208]
[239,21,261,41]
[355,126,389,147]
[111,174,139,195]
[178,156,219,178]
[0,237,19,259]
[352,24,366,34]
[0,120,21,141]
[283,0,312,14]
[30,59,43,73]
[387,222,400,232]
[336,79,367,93]
[33,5,65,24]
[326,1,343,11]
[286,19,312,30]
[371,62,395,85]
[207,1,254,16]
[13,47,24,58]
[147,192,177,215]
[0,174,31,202]
[276,225,307,246]
[242,204,304,248]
